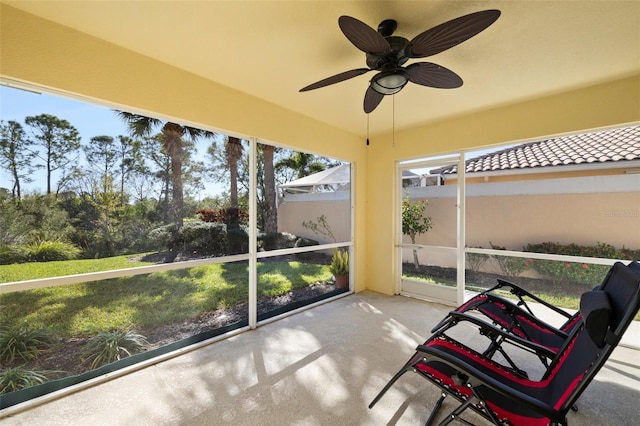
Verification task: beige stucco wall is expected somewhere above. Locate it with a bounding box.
[2,4,639,296]
[277,198,351,245]
[407,191,640,256]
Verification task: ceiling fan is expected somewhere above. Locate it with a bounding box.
[299,10,501,113]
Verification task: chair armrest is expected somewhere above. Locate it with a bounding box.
[480,293,571,339]
[445,311,558,359]
[416,343,566,424]
[495,278,573,319]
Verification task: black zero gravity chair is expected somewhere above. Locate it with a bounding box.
[428,279,583,375]
[429,260,640,373]
[369,261,640,426]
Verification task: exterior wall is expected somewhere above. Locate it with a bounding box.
[277,193,351,245]
[403,174,640,267]
[406,191,639,248]
[280,185,639,268]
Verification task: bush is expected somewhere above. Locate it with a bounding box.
[0,244,30,265]
[293,237,320,261]
[524,242,640,286]
[258,232,298,251]
[0,367,51,394]
[180,221,229,255]
[25,240,82,262]
[196,208,249,225]
[489,242,528,277]
[227,227,249,254]
[148,224,176,250]
[466,247,489,273]
[81,330,148,369]
[0,325,58,363]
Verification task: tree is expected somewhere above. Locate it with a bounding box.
[0,120,39,201]
[24,114,81,195]
[402,197,433,269]
[275,152,326,179]
[84,135,117,193]
[225,136,244,228]
[261,144,277,233]
[116,112,216,229]
[116,135,143,206]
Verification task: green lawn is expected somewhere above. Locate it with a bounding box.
[0,254,155,283]
[0,256,332,336]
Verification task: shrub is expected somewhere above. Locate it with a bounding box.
[258,232,298,251]
[196,208,249,225]
[81,330,149,369]
[148,224,176,250]
[180,221,229,255]
[0,325,58,363]
[227,227,249,254]
[25,240,82,262]
[489,242,528,277]
[465,247,489,272]
[293,237,320,261]
[0,367,51,394]
[0,244,30,265]
[524,242,639,286]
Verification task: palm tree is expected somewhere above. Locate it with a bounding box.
[225,136,244,228]
[261,144,277,233]
[116,112,216,229]
[275,152,325,179]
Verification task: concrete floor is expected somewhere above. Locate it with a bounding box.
[1,291,639,425]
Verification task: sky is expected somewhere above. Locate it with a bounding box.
[0,85,226,196]
[0,85,132,192]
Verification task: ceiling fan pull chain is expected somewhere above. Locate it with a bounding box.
[366,113,370,146]
[392,94,395,147]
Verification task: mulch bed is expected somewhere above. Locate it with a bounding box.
[21,257,339,379]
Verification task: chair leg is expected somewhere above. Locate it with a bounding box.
[433,396,477,426]
[425,392,447,426]
[368,361,415,409]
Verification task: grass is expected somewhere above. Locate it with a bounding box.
[0,254,155,283]
[402,269,584,310]
[0,257,332,337]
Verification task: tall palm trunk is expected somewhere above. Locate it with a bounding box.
[226,137,243,229]
[262,144,277,233]
[162,123,184,230]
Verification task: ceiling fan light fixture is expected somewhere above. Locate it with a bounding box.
[370,70,409,95]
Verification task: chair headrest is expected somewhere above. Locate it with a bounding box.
[580,290,611,348]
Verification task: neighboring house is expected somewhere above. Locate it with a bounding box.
[404,125,640,258]
[277,164,351,245]
[278,126,639,254]
[429,125,640,184]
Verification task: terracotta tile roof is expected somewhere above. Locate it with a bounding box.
[433,125,640,175]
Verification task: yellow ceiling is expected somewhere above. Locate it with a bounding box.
[3,0,640,137]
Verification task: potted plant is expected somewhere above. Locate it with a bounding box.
[329,248,349,288]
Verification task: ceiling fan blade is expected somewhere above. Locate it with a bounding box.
[300,68,372,92]
[339,15,391,55]
[405,9,501,58]
[364,86,385,113]
[406,62,463,88]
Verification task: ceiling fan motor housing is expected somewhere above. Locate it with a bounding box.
[366,36,410,69]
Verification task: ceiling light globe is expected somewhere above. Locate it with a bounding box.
[371,70,409,95]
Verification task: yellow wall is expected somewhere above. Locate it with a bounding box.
[2,4,639,296]
[366,76,640,294]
